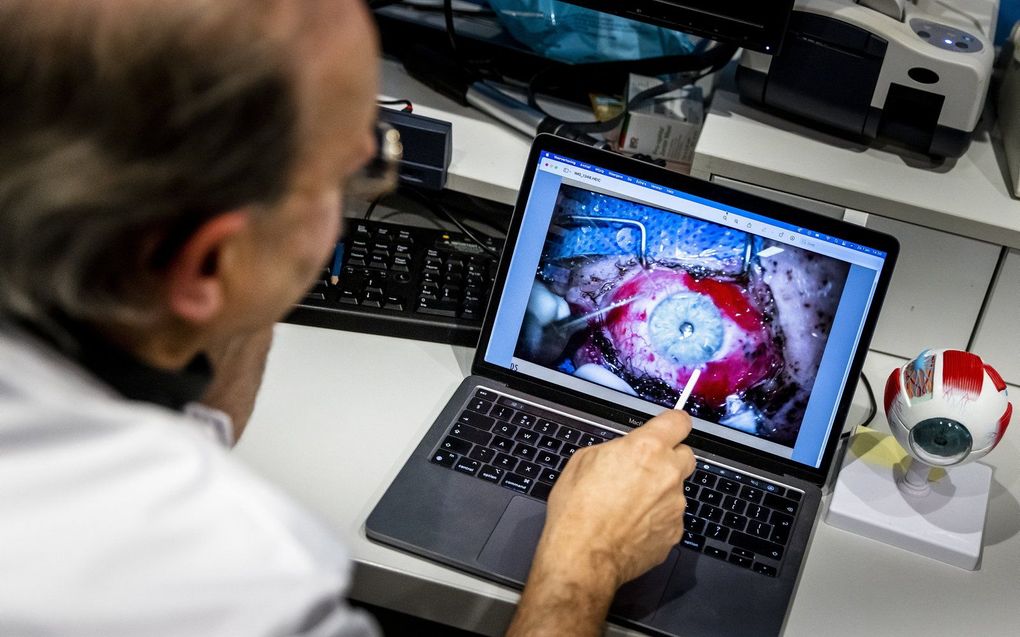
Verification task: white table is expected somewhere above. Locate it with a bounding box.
[234,323,1020,636]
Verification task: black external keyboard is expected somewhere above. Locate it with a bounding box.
[285,218,503,346]
[430,388,804,578]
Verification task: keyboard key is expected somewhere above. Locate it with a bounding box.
[701,489,723,507]
[764,493,799,516]
[450,424,491,446]
[466,398,492,414]
[786,489,803,502]
[474,388,497,401]
[577,433,603,447]
[771,526,790,546]
[753,563,778,577]
[514,429,539,444]
[705,523,729,542]
[747,504,770,522]
[430,450,457,468]
[680,531,705,552]
[453,458,480,476]
[538,436,562,452]
[683,513,706,535]
[722,496,747,515]
[683,483,701,499]
[728,554,752,569]
[491,435,514,452]
[511,413,536,428]
[740,486,764,503]
[534,420,559,435]
[530,481,552,501]
[748,521,773,539]
[731,548,754,560]
[704,547,728,560]
[730,531,785,561]
[717,479,740,495]
[501,473,534,494]
[693,471,717,488]
[538,468,560,485]
[536,451,559,467]
[561,443,579,458]
[701,505,723,522]
[554,427,580,443]
[494,453,519,471]
[517,461,540,478]
[512,443,537,460]
[439,436,472,455]
[468,447,495,463]
[723,512,747,531]
[493,421,517,437]
[490,405,514,420]
[458,410,494,431]
[478,465,504,483]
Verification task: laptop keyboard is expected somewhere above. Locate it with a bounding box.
[429,388,803,578]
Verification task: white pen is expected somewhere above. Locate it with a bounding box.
[674,368,701,411]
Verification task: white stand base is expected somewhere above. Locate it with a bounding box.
[825,429,992,570]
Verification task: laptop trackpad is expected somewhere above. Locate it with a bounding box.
[476,496,677,623]
[477,496,546,583]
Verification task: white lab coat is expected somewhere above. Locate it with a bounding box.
[0,325,378,636]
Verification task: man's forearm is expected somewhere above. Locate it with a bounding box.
[507,539,620,637]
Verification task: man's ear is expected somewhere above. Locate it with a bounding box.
[164,211,251,324]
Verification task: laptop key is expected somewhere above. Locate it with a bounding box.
[536,451,558,467]
[440,436,472,455]
[517,461,540,478]
[501,473,534,494]
[450,424,491,446]
[717,478,740,495]
[730,530,784,561]
[466,398,492,414]
[530,481,552,501]
[764,493,799,516]
[683,513,706,535]
[430,450,457,468]
[680,531,705,552]
[538,468,559,485]
[468,447,496,463]
[704,546,728,560]
[453,458,480,476]
[728,554,752,569]
[511,413,537,428]
[490,405,514,421]
[473,389,498,402]
[701,505,723,522]
[723,512,747,531]
[514,429,539,444]
[561,443,579,458]
[740,486,764,503]
[493,422,517,438]
[748,521,773,539]
[491,435,514,452]
[478,465,504,483]
[494,453,519,471]
[538,436,562,452]
[705,523,729,542]
[753,563,778,577]
[722,495,747,515]
[457,411,494,431]
[747,504,770,522]
[701,488,723,507]
[512,443,537,460]
[684,483,701,499]
[534,420,559,435]
[771,526,790,546]
[693,471,717,488]
[554,427,580,443]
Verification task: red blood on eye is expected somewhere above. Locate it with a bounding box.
[593,268,782,407]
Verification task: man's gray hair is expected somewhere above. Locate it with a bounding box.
[0,0,299,329]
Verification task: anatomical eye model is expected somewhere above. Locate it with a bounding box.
[515,186,852,447]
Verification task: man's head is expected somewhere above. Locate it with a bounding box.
[0,0,379,362]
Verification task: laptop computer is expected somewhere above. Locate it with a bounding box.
[366,134,898,636]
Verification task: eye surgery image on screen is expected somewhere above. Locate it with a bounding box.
[513,185,852,447]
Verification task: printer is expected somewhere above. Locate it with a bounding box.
[737,0,997,157]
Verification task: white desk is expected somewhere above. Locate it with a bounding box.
[234,323,1020,636]
[234,60,1020,635]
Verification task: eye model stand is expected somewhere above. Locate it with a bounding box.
[825,427,992,570]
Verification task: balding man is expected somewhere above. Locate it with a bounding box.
[0,2,695,636]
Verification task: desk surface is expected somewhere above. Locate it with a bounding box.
[693,91,1020,249]
[234,323,1020,636]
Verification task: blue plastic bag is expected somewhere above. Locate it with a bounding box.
[486,0,696,64]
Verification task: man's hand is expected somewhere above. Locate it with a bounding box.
[199,326,274,443]
[507,410,696,636]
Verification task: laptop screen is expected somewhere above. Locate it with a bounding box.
[483,145,891,470]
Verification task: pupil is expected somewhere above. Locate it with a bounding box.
[679,322,695,339]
